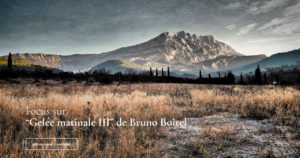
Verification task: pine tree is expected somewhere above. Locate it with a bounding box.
[8,52,12,70]
[227,72,235,84]
[161,68,164,77]
[255,65,262,84]
[208,73,211,79]
[167,67,170,77]
[156,68,158,77]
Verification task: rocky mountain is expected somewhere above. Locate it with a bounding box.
[2,31,267,74]
[97,31,241,65]
[87,31,255,73]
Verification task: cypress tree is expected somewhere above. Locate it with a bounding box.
[199,69,202,79]
[156,68,158,77]
[167,67,170,77]
[255,65,262,84]
[149,67,153,76]
[161,68,164,77]
[8,52,12,70]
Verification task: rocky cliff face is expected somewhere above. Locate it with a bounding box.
[151,31,241,64]
[98,31,241,65]
[12,53,62,68]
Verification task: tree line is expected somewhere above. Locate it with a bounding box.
[1,53,299,85]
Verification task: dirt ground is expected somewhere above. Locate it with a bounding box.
[160,113,299,157]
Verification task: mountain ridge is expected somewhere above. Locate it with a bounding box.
[1,31,267,73]
[229,49,300,74]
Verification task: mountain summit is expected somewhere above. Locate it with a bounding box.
[146,31,241,64]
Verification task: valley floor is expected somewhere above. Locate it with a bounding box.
[0,81,299,157]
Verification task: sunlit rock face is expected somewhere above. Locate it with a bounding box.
[152,31,241,64]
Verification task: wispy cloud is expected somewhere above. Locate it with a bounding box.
[236,23,257,35]
[247,0,288,15]
[257,18,286,31]
[257,1,300,35]
[224,2,242,10]
[225,24,237,31]
[283,1,300,16]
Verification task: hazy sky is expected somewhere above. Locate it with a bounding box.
[0,0,300,56]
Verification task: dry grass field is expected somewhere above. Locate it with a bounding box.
[0,81,299,157]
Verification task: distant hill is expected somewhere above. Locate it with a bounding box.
[199,54,266,71]
[0,57,37,66]
[230,49,300,74]
[0,54,65,74]
[90,59,148,74]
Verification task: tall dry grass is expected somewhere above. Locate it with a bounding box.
[0,82,299,157]
[0,83,180,157]
[190,86,300,125]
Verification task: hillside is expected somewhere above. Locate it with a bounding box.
[90,59,147,74]
[0,57,36,66]
[230,49,300,74]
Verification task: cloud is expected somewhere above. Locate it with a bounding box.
[225,24,237,31]
[257,1,300,35]
[224,2,242,10]
[257,18,286,31]
[283,1,300,16]
[257,17,300,35]
[236,23,257,35]
[268,22,300,35]
[247,0,288,15]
